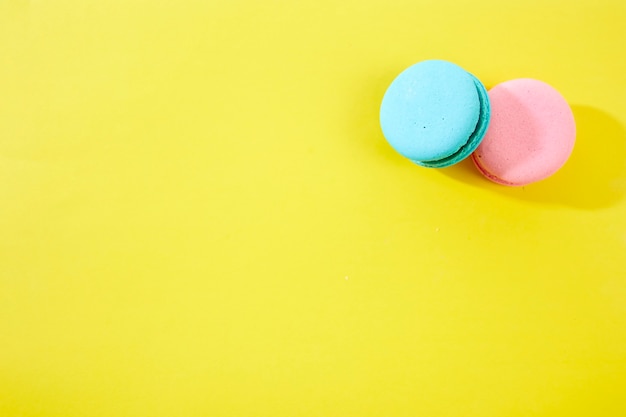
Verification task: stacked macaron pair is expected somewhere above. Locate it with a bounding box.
[379,60,576,186]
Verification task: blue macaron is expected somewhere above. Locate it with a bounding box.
[379,60,490,168]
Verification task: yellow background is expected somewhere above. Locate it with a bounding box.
[2,1,626,416]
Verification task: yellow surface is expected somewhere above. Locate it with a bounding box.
[1,1,626,416]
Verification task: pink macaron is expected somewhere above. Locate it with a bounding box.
[471,78,576,186]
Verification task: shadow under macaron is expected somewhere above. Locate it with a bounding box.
[441,105,626,210]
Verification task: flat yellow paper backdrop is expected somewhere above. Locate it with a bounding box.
[1,1,626,416]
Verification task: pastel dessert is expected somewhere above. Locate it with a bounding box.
[472,78,576,186]
[379,60,490,168]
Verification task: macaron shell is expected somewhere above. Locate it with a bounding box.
[472,79,576,186]
[416,73,491,168]
[380,60,480,163]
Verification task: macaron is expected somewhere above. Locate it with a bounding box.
[471,79,576,186]
[379,60,490,168]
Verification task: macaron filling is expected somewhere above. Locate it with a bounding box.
[415,75,491,168]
